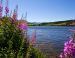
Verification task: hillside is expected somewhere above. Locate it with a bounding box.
[28,20,75,26]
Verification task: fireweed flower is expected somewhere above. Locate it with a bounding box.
[5,0,9,16]
[18,21,28,31]
[12,10,17,23]
[12,5,18,23]
[0,0,3,17]
[60,37,75,58]
[59,53,65,58]
[69,37,74,43]
[5,6,9,15]
[30,31,36,46]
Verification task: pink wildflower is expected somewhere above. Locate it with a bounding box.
[60,36,75,58]
[30,31,36,46]
[12,10,17,23]
[5,6,9,15]
[18,21,28,31]
[59,53,65,58]
[64,42,69,47]
[69,37,74,43]
[12,5,18,23]
[5,0,9,16]
[0,0,3,17]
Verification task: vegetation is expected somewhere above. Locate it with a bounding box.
[0,17,45,58]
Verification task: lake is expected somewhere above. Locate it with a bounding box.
[28,26,75,57]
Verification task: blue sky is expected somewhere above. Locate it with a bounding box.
[2,0,75,22]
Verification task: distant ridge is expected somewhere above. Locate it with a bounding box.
[28,20,75,26]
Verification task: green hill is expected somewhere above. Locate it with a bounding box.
[28,20,75,26]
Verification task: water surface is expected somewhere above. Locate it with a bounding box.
[28,26,75,54]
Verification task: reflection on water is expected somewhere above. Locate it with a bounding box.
[28,26,75,58]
